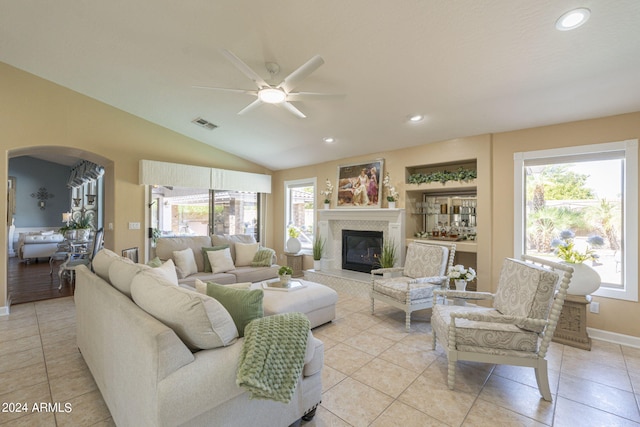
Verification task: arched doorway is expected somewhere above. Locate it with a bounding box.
[6,146,112,305]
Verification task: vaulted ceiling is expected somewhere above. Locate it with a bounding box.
[2,1,639,170]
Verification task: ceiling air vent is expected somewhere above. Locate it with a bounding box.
[191,117,218,130]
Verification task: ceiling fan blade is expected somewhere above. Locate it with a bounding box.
[220,49,271,89]
[192,85,257,96]
[286,91,345,101]
[278,55,324,93]
[237,99,263,115]
[279,101,307,119]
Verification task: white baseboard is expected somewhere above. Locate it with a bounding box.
[0,306,9,316]
[588,327,640,349]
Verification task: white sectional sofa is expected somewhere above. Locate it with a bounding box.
[75,249,323,427]
[155,234,279,286]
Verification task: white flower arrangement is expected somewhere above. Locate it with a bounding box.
[320,178,334,204]
[447,264,476,282]
[383,172,399,202]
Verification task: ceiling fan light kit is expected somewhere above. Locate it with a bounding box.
[195,48,341,118]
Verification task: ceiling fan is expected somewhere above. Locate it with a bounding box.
[194,49,338,118]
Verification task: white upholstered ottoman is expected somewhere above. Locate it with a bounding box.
[253,279,338,329]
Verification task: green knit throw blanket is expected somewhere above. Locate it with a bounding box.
[236,312,310,403]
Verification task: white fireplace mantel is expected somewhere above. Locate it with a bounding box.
[317,208,406,270]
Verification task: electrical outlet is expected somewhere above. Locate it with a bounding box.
[128,222,140,230]
[108,223,113,231]
[590,301,600,314]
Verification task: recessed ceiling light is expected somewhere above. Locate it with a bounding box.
[323,137,335,143]
[556,8,590,31]
[408,114,424,123]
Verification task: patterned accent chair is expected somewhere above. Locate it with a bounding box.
[371,242,456,331]
[431,255,573,401]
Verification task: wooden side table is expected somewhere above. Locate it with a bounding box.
[285,253,304,278]
[552,294,592,350]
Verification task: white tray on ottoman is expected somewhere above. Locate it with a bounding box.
[253,279,338,329]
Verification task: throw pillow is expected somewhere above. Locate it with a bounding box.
[131,271,238,350]
[205,282,263,337]
[202,245,229,272]
[251,248,275,267]
[207,248,235,274]
[147,257,163,268]
[173,248,198,279]
[146,259,179,285]
[234,242,259,267]
[195,279,252,294]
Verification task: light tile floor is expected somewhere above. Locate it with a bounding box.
[1,294,640,426]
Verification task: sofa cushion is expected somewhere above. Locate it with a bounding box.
[204,282,264,337]
[251,247,275,267]
[230,265,279,283]
[156,236,212,272]
[109,257,150,298]
[207,248,236,274]
[92,248,122,282]
[173,248,198,279]
[493,258,559,332]
[177,272,237,287]
[234,242,259,267]
[202,245,229,273]
[131,270,238,351]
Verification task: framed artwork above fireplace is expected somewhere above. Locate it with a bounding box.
[336,159,383,208]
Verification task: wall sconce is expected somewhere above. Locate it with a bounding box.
[73,198,82,207]
[86,194,96,205]
[31,187,54,211]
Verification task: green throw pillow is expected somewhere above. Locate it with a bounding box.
[202,245,229,272]
[147,257,163,268]
[205,283,263,337]
[251,248,275,267]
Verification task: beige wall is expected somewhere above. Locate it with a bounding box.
[274,112,640,338]
[0,62,272,308]
[492,112,640,337]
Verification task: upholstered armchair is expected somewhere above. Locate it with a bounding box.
[371,242,456,331]
[431,255,573,401]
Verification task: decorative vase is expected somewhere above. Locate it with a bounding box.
[563,262,601,295]
[324,203,330,210]
[286,237,301,254]
[313,260,322,271]
[76,228,91,242]
[388,201,396,209]
[279,274,292,287]
[454,279,467,291]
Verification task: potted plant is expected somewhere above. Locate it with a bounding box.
[312,236,325,271]
[551,230,604,295]
[278,265,293,287]
[377,239,397,277]
[320,178,334,209]
[383,172,399,208]
[447,264,476,291]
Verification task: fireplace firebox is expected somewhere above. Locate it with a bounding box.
[342,230,384,273]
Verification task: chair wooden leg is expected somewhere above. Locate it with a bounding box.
[447,358,456,389]
[535,360,552,401]
[405,311,411,332]
[371,296,375,314]
[432,330,437,350]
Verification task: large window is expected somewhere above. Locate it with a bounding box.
[514,140,638,301]
[284,178,317,251]
[150,187,260,241]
